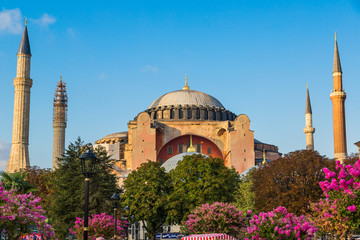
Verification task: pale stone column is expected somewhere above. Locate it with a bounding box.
[53,122,66,168]
[7,34,32,173]
[52,78,68,169]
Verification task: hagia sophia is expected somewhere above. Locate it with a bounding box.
[94,77,281,179]
[5,22,360,181]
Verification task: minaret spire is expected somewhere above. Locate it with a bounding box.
[53,76,68,169]
[304,83,315,150]
[7,22,33,172]
[333,33,342,75]
[18,22,31,55]
[330,34,347,162]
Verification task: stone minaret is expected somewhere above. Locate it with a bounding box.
[303,84,315,150]
[330,34,347,162]
[52,77,68,169]
[6,21,32,173]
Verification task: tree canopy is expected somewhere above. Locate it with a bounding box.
[234,167,256,214]
[123,160,171,240]
[0,170,36,194]
[168,154,240,223]
[49,137,120,238]
[253,150,334,214]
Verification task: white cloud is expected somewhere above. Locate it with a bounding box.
[0,140,10,170]
[141,65,158,73]
[0,8,23,34]
[31,13,56,27]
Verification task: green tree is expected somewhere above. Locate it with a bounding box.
[168,154,240,224]
[234,168,256,214]
[49,137,120,239]
[0,170,36,193]
[253,150,334,215]
[123,161,171,240]
[23,166,55,213]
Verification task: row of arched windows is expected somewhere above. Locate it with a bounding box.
[167,144,211,155]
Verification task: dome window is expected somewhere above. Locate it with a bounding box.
[167,146,173,155]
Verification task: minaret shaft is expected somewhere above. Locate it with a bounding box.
[52,79,68,169]
[304,86,315,150]
[331,36,347,162]
[7,36,32,172]
[304,114,315,150]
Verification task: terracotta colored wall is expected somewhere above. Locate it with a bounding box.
[229,114,255,173]
[130,112,157,170]
[157,134,223,163]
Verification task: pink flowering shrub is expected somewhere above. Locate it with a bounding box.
[182,202,248,239]
[70,212,128,239]
[0,183,55,239]
[245,206,317,240]
[308,198,350,238]
[313,159,360,236]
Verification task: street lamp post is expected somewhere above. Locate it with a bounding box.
[123,206,130,240]
[80,148,97,240]
[111,192,121,240]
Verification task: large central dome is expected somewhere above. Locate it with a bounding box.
[148,89,224,109]
[144,80,236,121]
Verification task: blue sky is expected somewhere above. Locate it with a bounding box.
[0,0,359,170]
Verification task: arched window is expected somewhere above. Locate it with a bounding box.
[196,144,201,153]
[207,147,211,154]
[178,143,183,153]
[167,146,173,155]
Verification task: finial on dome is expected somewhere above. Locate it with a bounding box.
[187,135,196,152]
[183,74,190,90]
[262,149,267,165]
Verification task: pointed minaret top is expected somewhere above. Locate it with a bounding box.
[183,74,190,90]
[306,83,312,114]
[18,22,31,55]
[333,33,342,73]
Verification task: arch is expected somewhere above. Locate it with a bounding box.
[157,134,223,164]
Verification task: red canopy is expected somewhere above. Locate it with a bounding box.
[182,233,237,240]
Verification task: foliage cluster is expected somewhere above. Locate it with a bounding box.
[168,154,240,223]
[182,203,317,240]
[70,212,127,239]
[245,206,317,240]
[123,160,171,240]
[49,138,120,238]
[253,150,333,214]
[0,183,55,239]
[123,154,240,240]
[309,159,360,238]
[182,202,248,239]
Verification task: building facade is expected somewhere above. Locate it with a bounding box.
[95,80,281,176]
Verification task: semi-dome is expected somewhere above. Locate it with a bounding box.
[148,89,224,109]
[161,152,208,172]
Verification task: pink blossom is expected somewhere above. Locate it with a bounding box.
[347,205,356,212]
